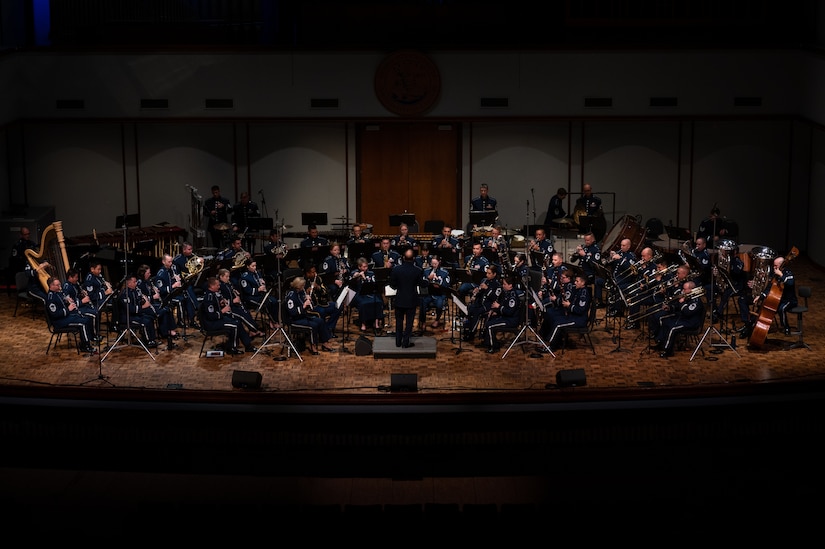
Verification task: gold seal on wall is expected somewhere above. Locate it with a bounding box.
[374,50,441,117]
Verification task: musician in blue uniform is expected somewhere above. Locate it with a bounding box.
[482,226,509,273]
[239,258,279,327]
[349,257,384,332]
[204,185,232,248]
[262,229,289,274]
[458,242,490,300]
[371,238,401,270]
[537,252,566,313]
[470,183,497,212]
[483,275,521,353]
[199,276,254,355]
[284,276,335,353]
[218,267,264,338]
[171,243,200,327]
[608,238,637,328]
[527,227,554,256]
[542,273,591,352]
[649,263,691,342]
[414,244,431,269]
[420,255,451,330]
[118,274,159,348]
[692,237,713,298]
[463,264,501,342]
[300,225,330,270]
[63,268,99,338]
[305,264,342,339]
[575,183,602,216]
[431,225,460,268]
[539,268,573,342]
[752,256,797,335]
[572,232,605,307]
[696,206,729,249]
[392,223,418,253]
[320,243,350,304]
[137,264,178,349]
[543,187,568,226]
[155,253,192,330]
[83,259,114,312]
[45,276,97,353]
[657,280,705,358]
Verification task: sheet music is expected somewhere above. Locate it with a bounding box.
[530,288,545,312]
[336,287,355,309]
[452,293,468,316]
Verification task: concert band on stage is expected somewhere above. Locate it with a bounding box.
[18,185,802,361]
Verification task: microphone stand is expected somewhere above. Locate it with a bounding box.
[530,188,537,226]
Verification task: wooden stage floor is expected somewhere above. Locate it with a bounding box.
[1,254,824,401]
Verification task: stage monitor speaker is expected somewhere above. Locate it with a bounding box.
[355,335,373,356]
[232,370,262,390]
[391,373,418,392]
[556,368,586,388]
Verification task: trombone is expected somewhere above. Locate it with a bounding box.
[627,286,705,323]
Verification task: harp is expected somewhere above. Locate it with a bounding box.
[24,220,71,292]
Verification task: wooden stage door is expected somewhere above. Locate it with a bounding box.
[357,123,461,236]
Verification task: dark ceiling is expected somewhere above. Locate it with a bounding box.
[43,0,819,51]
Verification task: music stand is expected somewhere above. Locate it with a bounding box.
[447,288,471,354]
[470,210,497,228]
[115,213,141,229]
[373,267,390,332]
[346,242,375,261]
[100,216,156,364]
[299,245,329,270]
[436,248,459,268]
[389,213,417,228]
[301,212,328,226]
[246,217,273,254]
[502,287,554,358]
[691,215,740,361]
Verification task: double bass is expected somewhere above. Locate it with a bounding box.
[748,246,798,348]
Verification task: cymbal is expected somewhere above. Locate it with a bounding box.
[500,228,521,236]
[213,223,231,231]
[553,217,576,225]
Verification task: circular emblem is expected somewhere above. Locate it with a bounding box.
[374,50,441,117]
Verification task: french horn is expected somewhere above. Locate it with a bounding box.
[182,254,205,281]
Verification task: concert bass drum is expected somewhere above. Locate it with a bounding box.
[600,215,646,258]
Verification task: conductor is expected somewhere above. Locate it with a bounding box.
[388,248,426,348]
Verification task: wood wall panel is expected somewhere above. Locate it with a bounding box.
[358,123,459,236]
